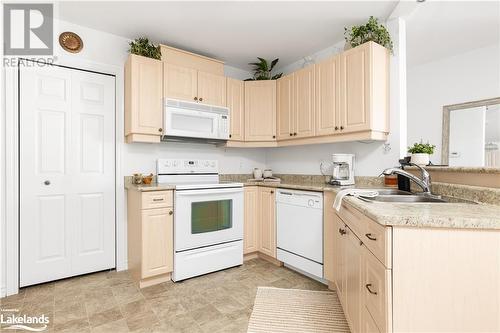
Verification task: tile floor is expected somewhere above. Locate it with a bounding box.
[0,258,328,332]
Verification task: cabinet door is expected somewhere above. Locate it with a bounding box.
[340,44,371,134]
[244,80,277,141]
[294,65,315,138]
[344,226,363,333]
[142,208,173,278]
[125,54,163,136]
[243,187,259,254]
[277,73,294,140]
[226,78,245,140]
[198,71,226,106]
[163,63,198,102]
[259,187,276,258]
[315,55,340,136]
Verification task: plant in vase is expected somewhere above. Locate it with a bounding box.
[129,37,161,60]
[407,142,436,166]
[245,57,283,81]
[344,16,393,53]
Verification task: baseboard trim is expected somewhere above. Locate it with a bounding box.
[138,273,171,289]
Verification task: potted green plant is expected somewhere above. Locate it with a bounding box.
[407,142,436,166]
[344,16,393,53]
[246,57,283,81]
[129,37,161,60]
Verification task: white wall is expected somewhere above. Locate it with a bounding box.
[407,43,500,164]
[266,18,407,176]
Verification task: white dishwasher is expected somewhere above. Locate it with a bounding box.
[276,189,324,279]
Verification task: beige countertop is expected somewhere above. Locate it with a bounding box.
[125,177,500,230]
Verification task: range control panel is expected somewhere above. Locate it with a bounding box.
[157,159,218,174]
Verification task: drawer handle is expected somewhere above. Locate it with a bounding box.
[338,228,346,235]
[365,233,377,241]
[366,284,378,295]
[152,198,164,202]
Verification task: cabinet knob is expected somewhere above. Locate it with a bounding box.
[270,190,274,194]
[335,126,339,130]
[229,134,232,138]
[194,97,198,101]
[158,128,163,133]
[169,210,173,215]
[44,180,50,186]
[293,132,297,136]
[338,228,346,235]
[199,97,203,102]
[272,135,276,139]
[340,126,344,130]
[289,133,293,136]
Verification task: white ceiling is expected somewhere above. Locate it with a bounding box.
[406,1,500,67]
[57,1,398,70]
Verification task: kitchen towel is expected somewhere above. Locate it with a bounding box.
[333,189,379,211]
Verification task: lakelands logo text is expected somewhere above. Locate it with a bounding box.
[0,313,49,331]
[3,3,53,55]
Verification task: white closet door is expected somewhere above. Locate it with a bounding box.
[20,64,116,287]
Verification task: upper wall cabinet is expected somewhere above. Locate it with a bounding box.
[315,55,341,136]
[163,63,226,107]
[340,41,389,134]
[277,73,294,140]
[125,54,163,143]
[226,78,245,141]
[294,65,315,138]
[244,80,277,142]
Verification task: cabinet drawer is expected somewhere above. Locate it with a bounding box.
[142,191,173,209]
[363,247,392,333]
[338,203,366,240]
[363,218,392,269]
[362,306,382,333]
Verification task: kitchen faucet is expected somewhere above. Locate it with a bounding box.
[381,163,432,194]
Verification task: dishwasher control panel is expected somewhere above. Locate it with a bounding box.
[276,189,323,209]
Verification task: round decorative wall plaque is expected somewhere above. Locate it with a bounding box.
[59,32,83,53]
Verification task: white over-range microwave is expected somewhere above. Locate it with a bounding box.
[163,98,230,141]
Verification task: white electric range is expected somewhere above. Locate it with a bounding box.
[157,159,243,281]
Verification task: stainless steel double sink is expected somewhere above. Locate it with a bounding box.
[361,188,449,203]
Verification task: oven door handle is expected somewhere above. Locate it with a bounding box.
[176,188,243,196]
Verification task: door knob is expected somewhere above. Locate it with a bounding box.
[44,180,50,185]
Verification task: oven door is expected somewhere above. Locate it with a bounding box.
[175,187,243,252]
[164,107,221,139]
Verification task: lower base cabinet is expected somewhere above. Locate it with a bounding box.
[243,186,276,259]
[127,190,174,288]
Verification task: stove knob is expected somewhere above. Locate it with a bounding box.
[308,199,314,207]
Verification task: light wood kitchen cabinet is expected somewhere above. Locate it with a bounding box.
[244,80,277,142]
[294,65,315,138]
[226,78,245,141]
[343,225,363,333]
[339,42,389,134]
[142,208,173,278]
[164,63,226,106]
[197,71,226,106]
[163,63,198,102]
[258,187,276,258]
[315,55,340,136]
[127,189,173,288]
[243,186,259,254]
[277,73,294,140]
[125,54,163,143]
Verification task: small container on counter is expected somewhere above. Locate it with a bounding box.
[384,174,398,187]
